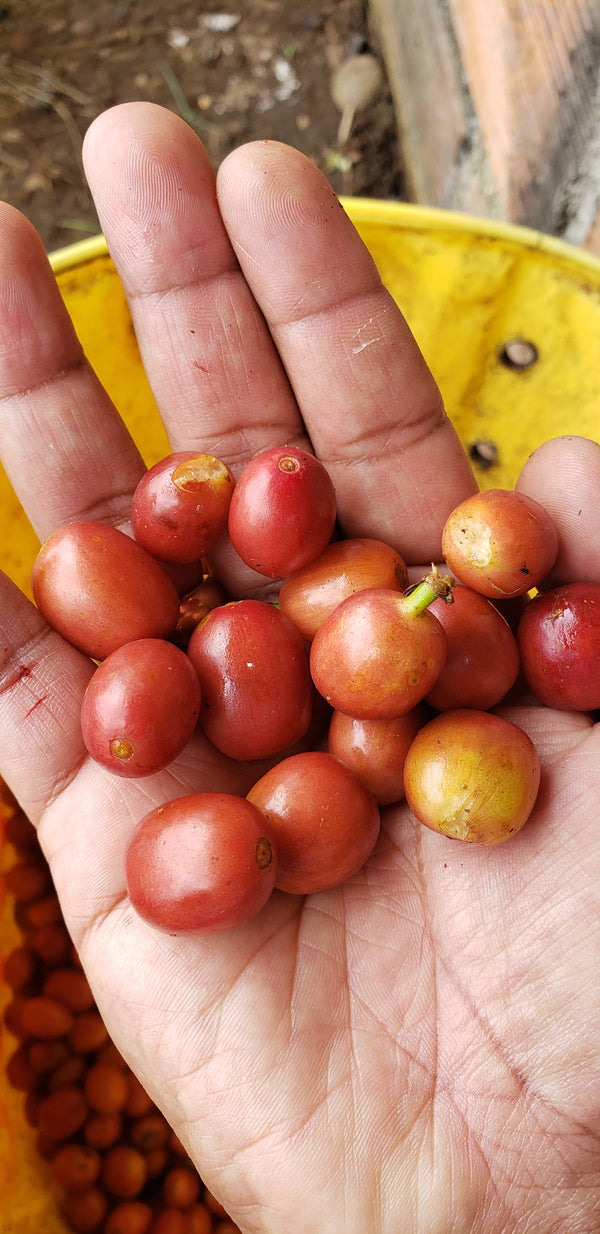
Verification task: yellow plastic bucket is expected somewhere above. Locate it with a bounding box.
[2,201,600,598]
[1,201,600,1231]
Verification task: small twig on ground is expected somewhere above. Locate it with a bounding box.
[0,57,91,107]
[159,62,220,134]
[52,98,84,164]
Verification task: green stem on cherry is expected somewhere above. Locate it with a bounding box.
[403,564,455,614]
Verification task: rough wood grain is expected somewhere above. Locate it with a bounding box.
[369,0,501,216]
[369,0,600,250]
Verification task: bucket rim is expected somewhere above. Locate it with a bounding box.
[48,199,600,280]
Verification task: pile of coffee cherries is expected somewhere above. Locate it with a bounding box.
[30,445,600,934]
[2,800,240,1234]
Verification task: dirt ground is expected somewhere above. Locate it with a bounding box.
[0,0,403,252]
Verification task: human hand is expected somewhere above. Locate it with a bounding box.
[0,102,599,1234]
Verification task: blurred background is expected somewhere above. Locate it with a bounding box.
[0,0,402,251]
[2,0,600,255]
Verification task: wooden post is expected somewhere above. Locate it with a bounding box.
[369,0,600,249]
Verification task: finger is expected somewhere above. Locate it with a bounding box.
[216,140,477,561]
[496,701,595,768]
[0,571,94,820]
[0,590,133,938]
[82,103,306,466]
[516,436,600,585]
[0,203,145,540]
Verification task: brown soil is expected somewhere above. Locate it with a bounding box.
[0,0,404,253]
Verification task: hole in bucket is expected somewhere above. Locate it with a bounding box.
[469,440,499,470]
[499,338,538,371]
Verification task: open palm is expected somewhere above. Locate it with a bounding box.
[0,103,598,1234]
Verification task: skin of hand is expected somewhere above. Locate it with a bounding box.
[0,102,599,1234]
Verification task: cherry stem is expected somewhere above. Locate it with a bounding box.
[403,564,455,614]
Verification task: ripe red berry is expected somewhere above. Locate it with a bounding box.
[80,639,200,777]
[248,751,380,894]
[517,581,600,710]
[131,451,235,564]
[441,488,558,597]
[125,794,277,933]
[228,445,337,578]
[310,572,451,719]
